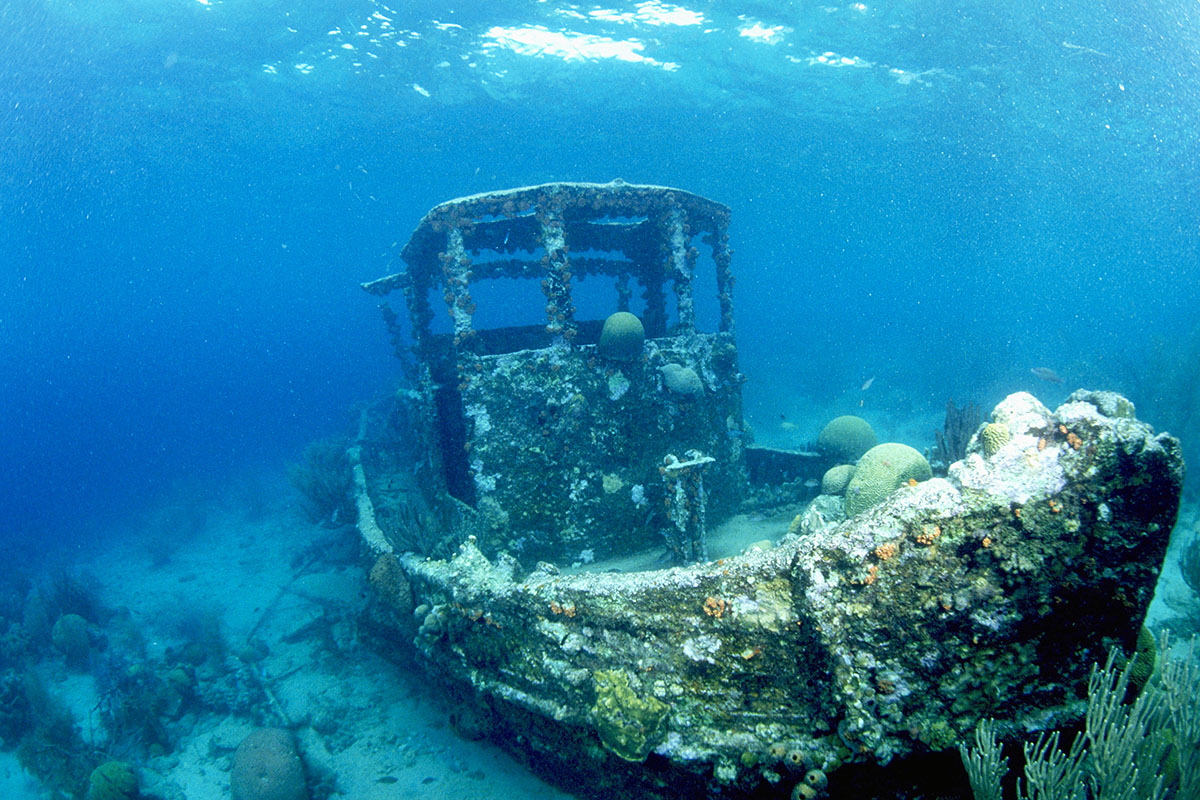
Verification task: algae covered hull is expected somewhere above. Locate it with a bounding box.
[362,389,1182,796]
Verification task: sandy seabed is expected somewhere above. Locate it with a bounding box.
[5,478,1197,800]
[5,489,575,800]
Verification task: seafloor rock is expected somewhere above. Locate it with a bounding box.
[366,390,1182,797]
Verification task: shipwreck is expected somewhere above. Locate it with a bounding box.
[351,181,1183,799]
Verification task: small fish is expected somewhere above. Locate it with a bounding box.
[1062,41,1110,58]
[1030,367,1063,384]
[780,421,798,431]
[861,376,875,391]
[377,776,399,784]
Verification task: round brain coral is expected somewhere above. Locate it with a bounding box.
[980,422,1011,457]
[843,443,932,517]
[820,464,856,496]
[816,416,877,463]
[597,311,645,362]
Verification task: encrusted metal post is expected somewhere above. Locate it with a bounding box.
[665,205,695,333]
[438,227,482,390]
[710,218,735,334]
[399,268,435,361]
[660,450,715,563]
[440,228,475,347]
[538,204,577,344]
[360,261,433,365]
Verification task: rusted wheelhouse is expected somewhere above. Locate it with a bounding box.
[359,180,755,564]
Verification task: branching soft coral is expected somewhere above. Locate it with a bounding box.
[288,437,356,527]
[933,399,981,472]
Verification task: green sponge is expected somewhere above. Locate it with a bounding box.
[844,443,932,516]
[591,669,669,761]
[86,761,137,800]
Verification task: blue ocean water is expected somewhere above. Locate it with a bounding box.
[2,1,1199,797]
[4,0,1199,549]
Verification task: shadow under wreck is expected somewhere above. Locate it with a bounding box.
[352,181,1184,799]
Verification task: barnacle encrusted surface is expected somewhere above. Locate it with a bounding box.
[366,390,1182,798]
[404,332,745,564]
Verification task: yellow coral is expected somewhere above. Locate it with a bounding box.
[591,670,670,761]
[981,422,1011,456]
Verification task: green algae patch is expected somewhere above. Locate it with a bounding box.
[591,669,670,762]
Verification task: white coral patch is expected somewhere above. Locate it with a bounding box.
[1055,400,1107,427]
[682,634,721,663]
[990,391,1052,436]
[607,371,631,400]
[471,458,497,492]
[465,403,492,436]
[950,447,1065,505]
